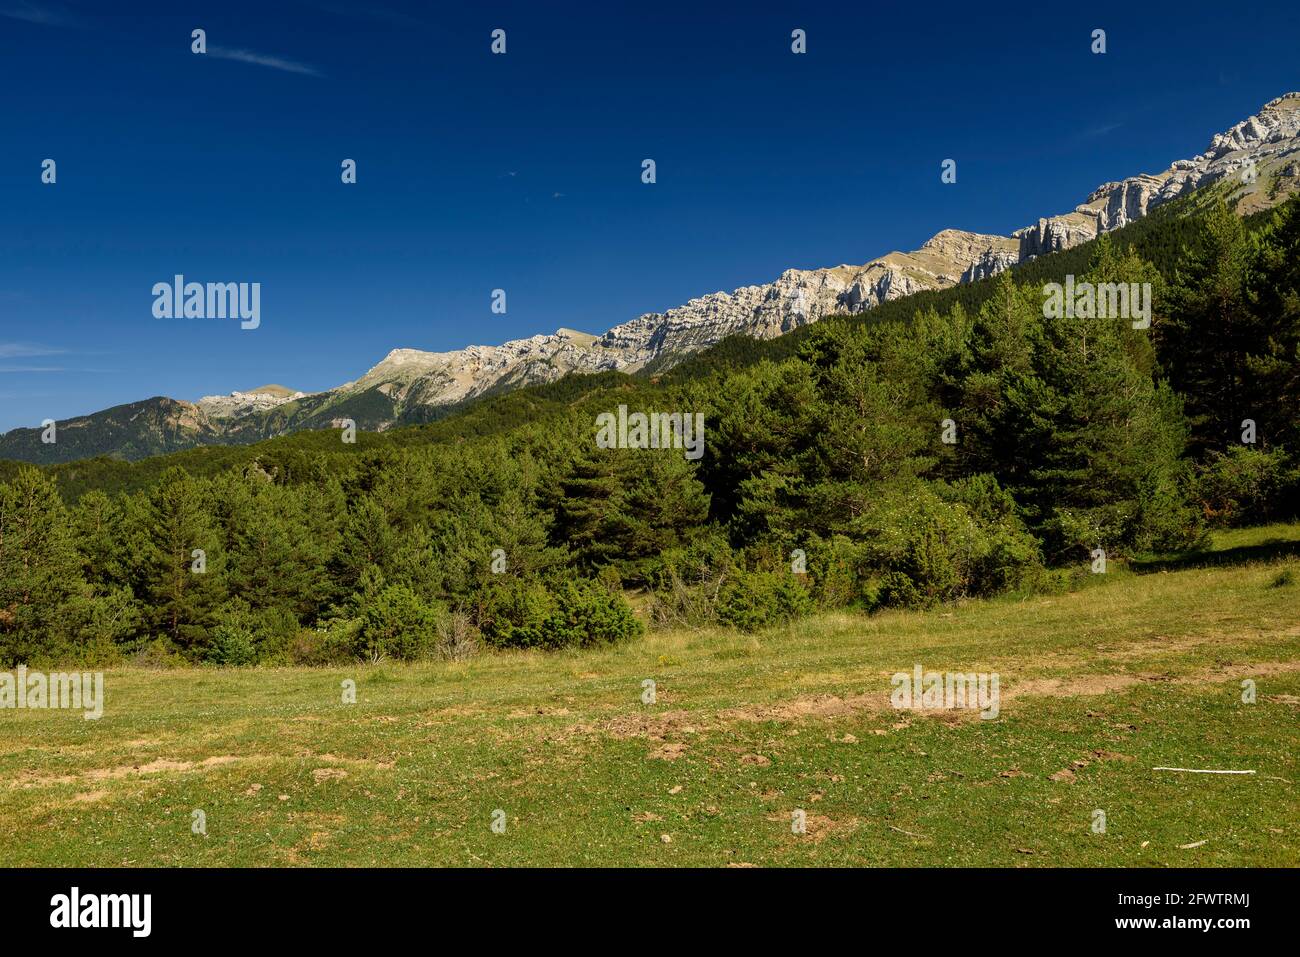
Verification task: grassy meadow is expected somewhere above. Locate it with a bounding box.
[2,524,1297,867]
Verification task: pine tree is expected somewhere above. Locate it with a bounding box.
[1247,196,1300,451]
[1164,199,1261,454]
[0,468,91,663]
[140,467,225,656]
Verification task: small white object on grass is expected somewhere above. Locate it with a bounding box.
[1152,767,1255,774]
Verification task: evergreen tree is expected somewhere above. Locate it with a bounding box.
[140,467,225,656]
[1247,196,1300,451]
[1164,199,1261,453]
[0,468,91,663]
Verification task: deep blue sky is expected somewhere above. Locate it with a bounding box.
[2,0,1298,431]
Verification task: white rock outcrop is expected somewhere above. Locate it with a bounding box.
[196,387,309,419]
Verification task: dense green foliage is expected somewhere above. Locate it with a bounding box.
[3,192,1299,665]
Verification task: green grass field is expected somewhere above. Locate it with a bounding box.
[3,525,1298,867]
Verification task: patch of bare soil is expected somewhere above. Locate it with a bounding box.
[721,692,889,723]
[1048,749,1135,782]
[764,810,859,843]
[11,755,244,789]
[90,755,239,780]
[1007,660,1300,702]
[507,706,572,719]
[649,742,687,761]
[600,709,696,740]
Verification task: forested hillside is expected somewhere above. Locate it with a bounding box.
[3,192,1298,667]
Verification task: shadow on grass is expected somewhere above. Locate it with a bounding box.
[1132,537,1300,574]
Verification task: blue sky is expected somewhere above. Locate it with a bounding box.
[1,0,1298,432]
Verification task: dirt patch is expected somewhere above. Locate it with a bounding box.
[312,768,349,782]
[1007,674,1141,699]
[1047,750,1134,783]
[722,692,888,723]
[11,754,263,790]
[84,755,240,781]
[649,742,688,761]
[766,811,859,843]
[1007,660,1300,702]
[508,706,572,719]
[601,709,695,741]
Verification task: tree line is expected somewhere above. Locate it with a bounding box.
[2,193,1297,666]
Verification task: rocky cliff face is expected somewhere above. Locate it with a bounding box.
[590,229,1021,372]
[333,94,1299,408]
[6,93,1299,463]
[196,385,310,419]
[1017,93,1300,255]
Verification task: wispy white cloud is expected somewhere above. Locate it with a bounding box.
[0,2,85,28]
[0,342,64,359]
[1082,122,1123,139]
[209,46,323,77]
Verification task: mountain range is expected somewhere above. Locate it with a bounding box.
[4,92,1300,465]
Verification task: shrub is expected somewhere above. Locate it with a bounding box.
[435,611,481,660]
[856,479,1041,608]
[477,579,554,648]
[594,565,625,594]
[208,622,258,666]
[645,533,736,627]
[290,622,360,666]
[804,534,865,610]
[543,580,644,649]
[940,476,1044,592]
[1129,464,1205,553]
[205,601,256,666]
[479,578,642,650]
[716,568,813,632]
[205,599,299,666]
[359,584,444,661]
[1192,447,1298,526]
[132,637,186,670]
